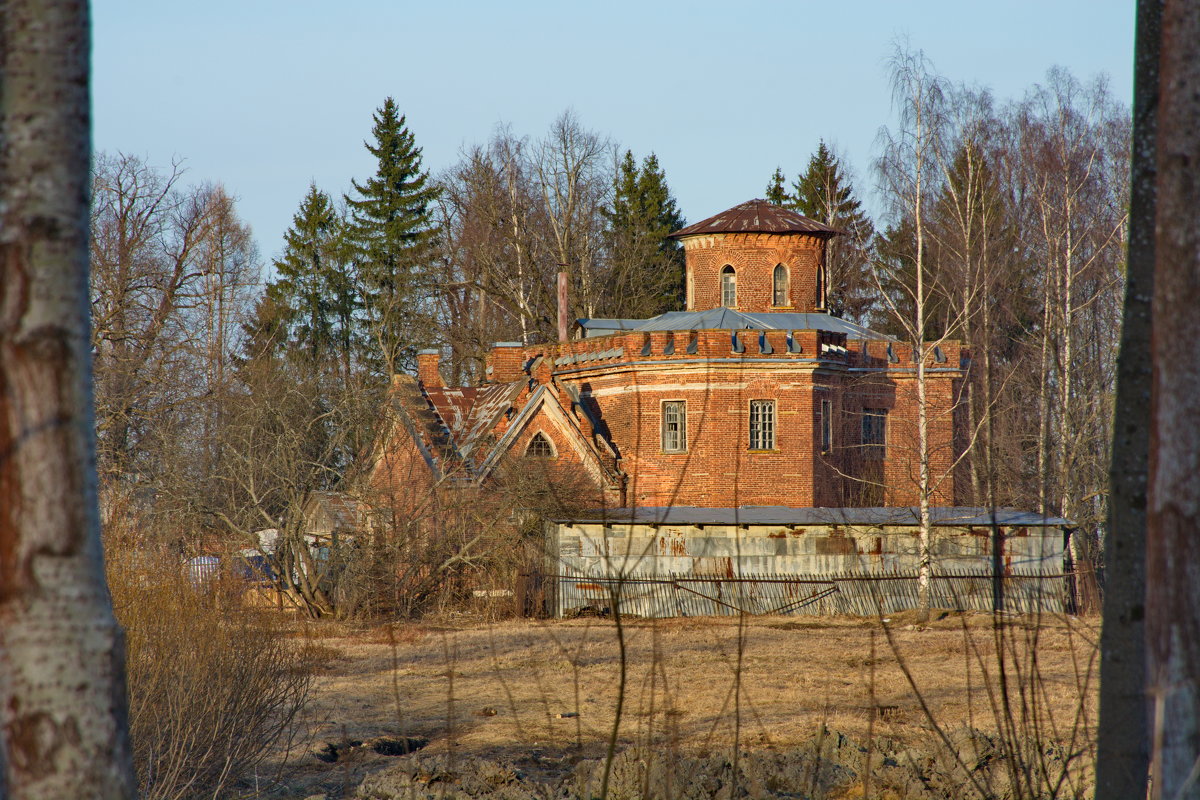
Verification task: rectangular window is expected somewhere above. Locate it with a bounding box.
[820,398,833,454]
[662,401,687,452]
[749,400,775,450]
[862,408,887,457]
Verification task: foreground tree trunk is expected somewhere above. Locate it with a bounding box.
[0,1,137,797]
[1147,2,1200,797]
[1095,1,1159,796]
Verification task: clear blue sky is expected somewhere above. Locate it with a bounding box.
[93,1,1135,266]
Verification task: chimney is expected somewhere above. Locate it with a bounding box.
[486,342,525,383]
[557,270,569,343]
[416,349,443,388]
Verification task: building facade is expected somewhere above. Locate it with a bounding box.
[371,199,969,512]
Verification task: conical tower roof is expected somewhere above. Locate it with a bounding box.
[670,199,841,238]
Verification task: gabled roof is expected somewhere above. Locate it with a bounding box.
[474,383,623,488]
[670,199,840,238]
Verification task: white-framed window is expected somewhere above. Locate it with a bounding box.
[862,408,887,457]
[773,264,789,306]
[820,397,833,454]
[721,265,737,307]
[661,400,687,453]
[749,399,775,450]
[526,431,555,458]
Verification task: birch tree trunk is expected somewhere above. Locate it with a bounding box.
[1147,1,1200,796]
[0,1,136,796]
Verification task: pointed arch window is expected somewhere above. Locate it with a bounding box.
[525,432,555,458]
[721,266,737,308]
[773,264,789,306]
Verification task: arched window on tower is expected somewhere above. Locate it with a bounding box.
[721,265,737,308]
[773,264,789,306]
[525,432,555,458]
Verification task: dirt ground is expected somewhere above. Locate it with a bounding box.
[271,611,1099,799]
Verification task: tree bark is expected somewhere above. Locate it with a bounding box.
[1147,1,1200,797]
[0,1,137,797]
[1095,1,1159,796]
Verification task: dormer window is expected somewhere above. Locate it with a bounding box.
[721,266,737,308]
[773,264,789,306]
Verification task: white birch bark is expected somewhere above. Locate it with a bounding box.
[0,1,137,796]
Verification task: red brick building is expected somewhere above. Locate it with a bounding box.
[368,199,970,515]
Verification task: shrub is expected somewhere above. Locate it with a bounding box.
[107,549,314,800]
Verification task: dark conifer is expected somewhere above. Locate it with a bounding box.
[792,141,876,321]
[765,167,791,206]
[345,98,440,374]
[603,150,687,318]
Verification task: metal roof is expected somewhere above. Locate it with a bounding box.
[629,309,890,339]
[671,199,841,238]
[557,506,1074,528]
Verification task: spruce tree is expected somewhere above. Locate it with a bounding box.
[345,97,440,375]
[792,141,876,322]
[765,167,791,206]
[603,150,687,318]
[267,184,355,373]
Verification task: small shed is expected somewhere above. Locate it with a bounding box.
[547,506,1073,617]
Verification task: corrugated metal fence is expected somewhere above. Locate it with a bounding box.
[552,568,1068,618]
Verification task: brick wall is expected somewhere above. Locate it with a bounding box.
[682,232,828,312]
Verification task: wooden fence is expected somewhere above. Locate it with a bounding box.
[551,568,1069,618]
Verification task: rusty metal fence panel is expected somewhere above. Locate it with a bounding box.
[551,568,1068,618]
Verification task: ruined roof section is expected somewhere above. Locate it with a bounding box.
[670,199,841,238]
[454,380,527,459]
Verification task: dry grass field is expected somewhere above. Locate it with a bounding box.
[273,611,1100,798]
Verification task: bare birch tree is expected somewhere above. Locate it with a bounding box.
[874,45,954,623]
[0,0,137,795]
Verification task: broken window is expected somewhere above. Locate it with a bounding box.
[526,432,555,458]
[721,265,737,307]
[749,400,775,450]
[662,401,687,452]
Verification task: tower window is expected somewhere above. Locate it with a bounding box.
[749,400,775,450]
[526,432,555,458]
[721,266,737,307]
[773,264,789,306]
[661,401,687,452]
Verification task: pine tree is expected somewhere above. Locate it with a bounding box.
[602,150,687,318]
[791,141,876,322]
[765,167,791,206]
[345,98,440,375]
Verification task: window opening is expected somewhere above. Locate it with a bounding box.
[862,408,887,457]
[820,397,833,454]
[749,400,776,450]
[721,265,737,307]
[526,432,555,458]
[773,264,789,306]
[661,401,687,452]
